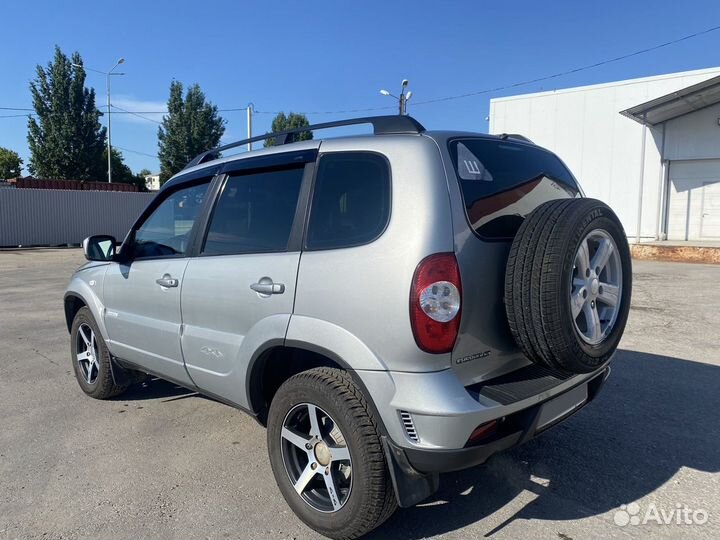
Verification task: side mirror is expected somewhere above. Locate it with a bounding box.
[82,235,117,261]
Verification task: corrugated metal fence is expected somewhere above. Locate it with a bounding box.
[0,189,155,247]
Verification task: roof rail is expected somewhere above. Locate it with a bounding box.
[184,115,426,169]
[499,133,533,144]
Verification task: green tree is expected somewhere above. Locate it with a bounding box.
[264,112,313,147]
[102,148,149,191]
[157,81,226,184]
[27,46,106,180]
[0,147,23,178]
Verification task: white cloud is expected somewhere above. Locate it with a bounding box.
[110,95,167,125]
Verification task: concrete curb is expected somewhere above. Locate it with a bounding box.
[631,244,720,264]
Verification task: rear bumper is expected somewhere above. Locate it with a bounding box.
[382,366,609,506]
[403,366,608,473]
[358,357,610,452]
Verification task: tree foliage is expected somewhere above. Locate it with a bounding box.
[157,81,226,184]
[102,147,149,191]
[0,147,23,179]
[27,46,106,180]
[264,112,313,147]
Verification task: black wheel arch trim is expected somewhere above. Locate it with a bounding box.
[247,339,392,437]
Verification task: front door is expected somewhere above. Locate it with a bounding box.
[103,178,213,385]
[181,162,309,407]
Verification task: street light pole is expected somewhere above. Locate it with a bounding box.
[105,59,125,183]
[247,103,254,151]
[74,58,125,183]
[106,71,113,183]
[380,79,412,116]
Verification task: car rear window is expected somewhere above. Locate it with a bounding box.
[448,138,579,239]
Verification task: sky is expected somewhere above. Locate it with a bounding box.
[2,0,720,175]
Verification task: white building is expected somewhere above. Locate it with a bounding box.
[490,67,720,243]
[144,173,161,191]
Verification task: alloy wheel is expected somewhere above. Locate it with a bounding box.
[280,403,352,513]
[76,323,99,384]
[570,229,623,345]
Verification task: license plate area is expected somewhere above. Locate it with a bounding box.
[536,383,588,430]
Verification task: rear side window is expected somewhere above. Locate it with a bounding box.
[306,153,390,250]
[202,166,304,255]
[449,138,579,239]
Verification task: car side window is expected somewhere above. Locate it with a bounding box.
[131,181,210,259]
[306,153,390,250]
[202,166,304,255]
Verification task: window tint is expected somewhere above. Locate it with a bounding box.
[203,166,304,255]
[449,138,579,239]
[306,153,390,250]
[132,181,210,258]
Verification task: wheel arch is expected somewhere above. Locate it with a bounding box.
[248,341,388,437]
[64,293,87,333]
[63,283,110,342]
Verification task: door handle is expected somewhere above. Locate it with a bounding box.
[250,279,285,295]
[156,274,179,288]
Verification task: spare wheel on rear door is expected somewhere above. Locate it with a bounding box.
[504,198,632,374]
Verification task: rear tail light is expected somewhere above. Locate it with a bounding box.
[410,253,462,354]
[467,420,499,445]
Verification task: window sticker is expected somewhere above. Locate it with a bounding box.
[457,142,493,182]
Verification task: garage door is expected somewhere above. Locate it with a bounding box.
[667,160,720,241]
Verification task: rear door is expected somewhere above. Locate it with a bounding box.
[180,151,315,408]
[443,137,581,384]
[103,175,215,385]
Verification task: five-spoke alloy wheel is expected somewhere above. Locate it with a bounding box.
[267,367,396,539]
[281,403,352,512]
[70,306,128,399]
[570,229,623,345]
[505,198,632,373]
[76,323,100,385]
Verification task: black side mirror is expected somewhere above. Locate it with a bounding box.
[82,235,117,261]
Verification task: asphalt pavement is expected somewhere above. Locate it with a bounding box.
[0,249,717,540]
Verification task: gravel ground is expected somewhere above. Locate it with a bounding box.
[0,249,718,540]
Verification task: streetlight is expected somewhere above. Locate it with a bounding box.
[72,58,125,183]
[380,79,413,115]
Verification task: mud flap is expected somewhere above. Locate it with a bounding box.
[382,435,440,508]
[109,356,146,386]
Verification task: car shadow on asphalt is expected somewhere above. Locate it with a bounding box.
[371,349,720,539]
[113,377,201,402]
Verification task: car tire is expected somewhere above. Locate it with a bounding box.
[70,307,128,399]
[267,367,397,539]
[505,198,632,373]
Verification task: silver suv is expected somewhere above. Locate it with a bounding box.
[64,116,632,539]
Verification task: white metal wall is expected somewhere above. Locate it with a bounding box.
[490,67,720,240]
[667,160,720,240]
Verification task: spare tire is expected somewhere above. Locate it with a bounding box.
[505,198,632,374]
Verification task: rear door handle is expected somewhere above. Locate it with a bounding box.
[250,279,285,295]
[156,274,179,288]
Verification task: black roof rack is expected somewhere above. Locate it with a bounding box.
[499,133,533,144]
[184,115,425,169]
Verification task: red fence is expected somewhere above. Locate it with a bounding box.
[12,177,138,192]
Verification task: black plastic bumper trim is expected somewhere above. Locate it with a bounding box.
[403,366,609,475]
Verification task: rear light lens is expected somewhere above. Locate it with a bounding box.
[467,420,499,445]
[410,253,462,354]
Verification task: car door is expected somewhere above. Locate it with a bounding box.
[103,174,215,386]
[181,150,315,408]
